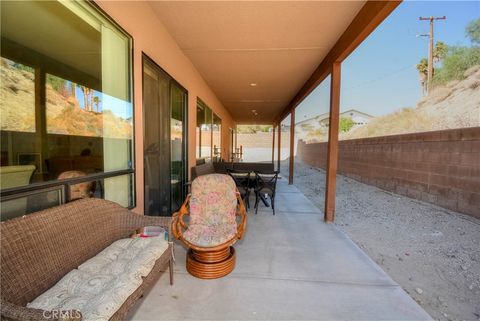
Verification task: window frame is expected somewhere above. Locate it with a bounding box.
[196,98,222,162]
[0,0,136,209]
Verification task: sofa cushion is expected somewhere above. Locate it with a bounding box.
[27,237,168,321]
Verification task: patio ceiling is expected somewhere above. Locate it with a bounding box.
[149,1,366,124]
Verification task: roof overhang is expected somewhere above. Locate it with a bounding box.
[149,1,401,125]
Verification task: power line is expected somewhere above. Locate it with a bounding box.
[418,16,446,94]
[342,64,415,92]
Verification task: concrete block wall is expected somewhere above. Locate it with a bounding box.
[297,128,480,219]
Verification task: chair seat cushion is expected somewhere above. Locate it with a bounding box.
[183,223,237,247]
[27,237,168,321]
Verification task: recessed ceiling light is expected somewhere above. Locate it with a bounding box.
[250,83,257,87]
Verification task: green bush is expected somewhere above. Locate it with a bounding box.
[339,117,355,133]
[432,46,480,86]
[46,74,67,92]
[466,18,480,45]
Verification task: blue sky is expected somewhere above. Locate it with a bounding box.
[75,85,132,119]
[295,0,479,121]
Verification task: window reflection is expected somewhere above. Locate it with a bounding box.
[196,99,212,162]
[1,186,64,222]
[171,84,186,213]
[0,0,133,214]
[212,113,221,161]
[0,58,35,133]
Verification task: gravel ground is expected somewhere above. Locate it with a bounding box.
[281,159,480,321]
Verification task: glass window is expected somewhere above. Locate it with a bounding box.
[1,186,65,222]
[196,99,212,162]
[203,105,213,161]
[229,128,235,162]
[170,83,187,213]
[0,0,133,217]
[69,173,133,208]
[0,58,35,133]
[212,113,221,161]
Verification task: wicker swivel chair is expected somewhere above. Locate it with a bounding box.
[58,170,96,200]
[172,174,247,279]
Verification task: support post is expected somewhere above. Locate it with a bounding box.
[325,62,341,222]
[288,110,295,185]
[210,118,214,160]
[277,125,281,171]
[271,125,275,163]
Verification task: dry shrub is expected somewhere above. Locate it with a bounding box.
[469,80,480,90]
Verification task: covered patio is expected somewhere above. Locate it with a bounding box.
[3,0,478,320]
[127,179,431,320]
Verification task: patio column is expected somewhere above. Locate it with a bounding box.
[289,110,295,185]
[324,62,341,222]
[271,125,275,163]
[277,124,281,171]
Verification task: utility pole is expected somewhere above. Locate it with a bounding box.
[419,16,446,93]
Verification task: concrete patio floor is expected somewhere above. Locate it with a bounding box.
[127,179,432,321]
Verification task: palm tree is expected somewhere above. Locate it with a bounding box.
[70,82,76,99]
[416,58,428,95]
[93,96,101,113]
[433,41,448,64]
[80,86,92,111]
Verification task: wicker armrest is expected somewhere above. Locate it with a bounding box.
[235,192,248,240]
[123,212,172,241]
[0,300,82,321]
[171,195,190,242]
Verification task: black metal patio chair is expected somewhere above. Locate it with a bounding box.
[254,170,279,215]
[227,169,252,209]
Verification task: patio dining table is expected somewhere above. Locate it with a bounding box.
[231,171,279,208]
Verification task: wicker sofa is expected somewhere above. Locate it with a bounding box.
[0,198,173,321]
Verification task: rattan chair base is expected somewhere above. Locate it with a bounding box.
[186,247,236,279]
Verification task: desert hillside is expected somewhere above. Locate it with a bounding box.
[342,65,480,140]
[0,58,132,139]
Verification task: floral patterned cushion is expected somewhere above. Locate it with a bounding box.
[184,223,237,247]
[187,174,238,247]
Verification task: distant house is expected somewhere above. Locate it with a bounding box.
[338,109,374,127]
[296,109,374,129]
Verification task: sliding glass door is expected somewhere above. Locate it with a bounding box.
[170,84,187,213]
[143,55,187,216]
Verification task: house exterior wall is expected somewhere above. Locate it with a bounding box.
[297,128,480,218]
[341,110,373,126]
[96,1,235,214]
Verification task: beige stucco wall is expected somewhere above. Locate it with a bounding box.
[96,1,235,214]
